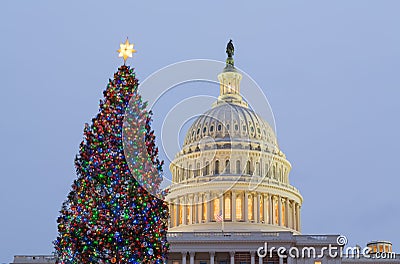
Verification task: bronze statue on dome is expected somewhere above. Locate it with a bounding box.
[226,39,234,58]
[226,39,235,67]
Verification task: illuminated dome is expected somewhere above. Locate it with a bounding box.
[183,103,278,149]
[166,42,302,234]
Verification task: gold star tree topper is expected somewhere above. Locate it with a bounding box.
[117,38,136,63]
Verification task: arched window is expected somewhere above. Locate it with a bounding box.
[256,162,260,175]
[194,163,200,177]
[225,160,230,174]
[236,160,241,174]
[188,165,192,178]
[246,160,252,175]
[214,160,220,175]
[203,161,209,176]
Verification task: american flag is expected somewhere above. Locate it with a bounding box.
[215,210,223,222]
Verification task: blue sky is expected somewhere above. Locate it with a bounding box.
[1,1,400,263]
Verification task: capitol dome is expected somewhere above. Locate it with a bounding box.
[166,43,302,234]
[183,103,278,149]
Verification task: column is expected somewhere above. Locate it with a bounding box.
[230,251,235,264]
[232,191,236,221]
[198,194,203,223]
[189,252,195,264]
[210,251,215,264]
[188,195,193,225]
[206,192,211,222]
[244,191,248,222]
[182,196,187,225]
[287,255,293,264]
[169,203,173,228]
[295,203,300,231]
[259,256,263,264]
[175,198,180,226]
[250,251,255,264]
[297,204,301,232]
[285,198,289,227]
[181,251,187,264]
[269,194,273,225]
[279,256,283,264]
[219,193,224,221]
[291,200,296,230]
[255,194,260,223]
[194,194,198,224]
[263,195,268,224]
[278,195,282,226]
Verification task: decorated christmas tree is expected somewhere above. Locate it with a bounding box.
[54,39,169,264]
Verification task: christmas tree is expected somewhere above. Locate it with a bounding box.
[54,39,169,264]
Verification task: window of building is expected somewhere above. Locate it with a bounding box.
[215,160,220,174]
[179,204,182,225]
[224,193,231,220]
[213,198,220,221]
[314,261,322,264]
[218,124,222,131]
[274,202,279,225]
[248,194,253,221]
[225,160,230,174]
[200,262,207,264]
[246,160,252,175]
[204,161,210,176]
[256,162,260,175]
[188,165,192,178]
[186,204,191,224]
[236,193,243,221]
[210,125,214,132]
[194,163,199,177]
[202,200,207,221]
[265,164,270,178]
[172,261,180,264]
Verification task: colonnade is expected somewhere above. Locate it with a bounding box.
[169,190,301,232]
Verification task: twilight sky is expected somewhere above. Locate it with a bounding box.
[1,1,400,263]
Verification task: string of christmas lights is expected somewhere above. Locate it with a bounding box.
[54,65,169,264]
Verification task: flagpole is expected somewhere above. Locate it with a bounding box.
[222,211,224,232]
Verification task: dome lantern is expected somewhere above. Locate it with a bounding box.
[215,40,248,108]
